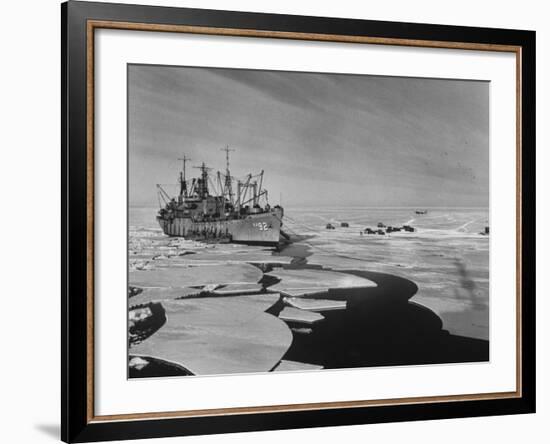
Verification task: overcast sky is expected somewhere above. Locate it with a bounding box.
[128,64,489,208]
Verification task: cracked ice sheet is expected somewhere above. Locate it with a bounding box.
[129,262,263,288]
[267,269,376,295]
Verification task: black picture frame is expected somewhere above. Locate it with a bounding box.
[62,1,536,442]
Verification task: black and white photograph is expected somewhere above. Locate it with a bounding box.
[0,0,544,441]
[127,64,490,378]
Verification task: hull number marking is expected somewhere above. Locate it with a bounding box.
[253,222,271,231]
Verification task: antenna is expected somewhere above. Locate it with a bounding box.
[221,146,235,204]
[193,162,212,173]
[177,155,191,197]
[221,145,235,173]
[177,155,191,182]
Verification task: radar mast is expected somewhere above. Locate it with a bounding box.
[221,145,235,204]
[193,162,212,198]
[177,155,191,198]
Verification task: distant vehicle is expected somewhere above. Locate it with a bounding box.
[364,228,375,234]
[341,222,349,227]
[402,225,415,232]
[377,229,385,235]
[386,226,401,233]
[326,223,336,230]
[415,210,428,215]
[377,222,386,228]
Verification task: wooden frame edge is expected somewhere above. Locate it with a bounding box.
[516,46,523,398]
[86,19,95,424]
[90,391,520,423]
[82,17,526,426]
[89,19,522,52]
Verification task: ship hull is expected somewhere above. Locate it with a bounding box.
[157,210,283,246]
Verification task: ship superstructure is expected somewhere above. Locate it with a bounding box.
[156,148,285,245]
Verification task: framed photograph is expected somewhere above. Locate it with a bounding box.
[62,1,535,442]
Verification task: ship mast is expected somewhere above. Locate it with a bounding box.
[177,155,191,198]
[221,145,235,204]
[193,162,212,198]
